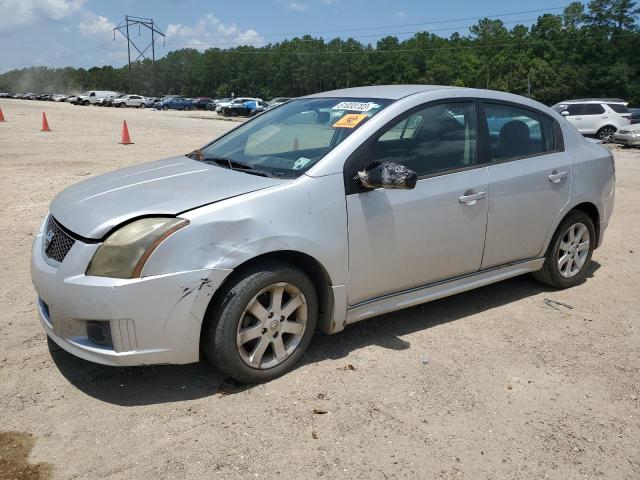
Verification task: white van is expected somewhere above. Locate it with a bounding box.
[77,91,119,106]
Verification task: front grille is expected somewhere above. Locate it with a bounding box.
[44,216,76,263]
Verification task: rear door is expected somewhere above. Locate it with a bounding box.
[480,101,571,268]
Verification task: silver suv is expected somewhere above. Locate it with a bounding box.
[552,98,631,142]
[31,86,615,383]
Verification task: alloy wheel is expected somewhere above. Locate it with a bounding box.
[236,282,308,369]
[557,222,590,278]
[598,127,616,143]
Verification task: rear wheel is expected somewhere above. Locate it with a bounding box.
[533,210,595,288]
[162,105,168,111]
[203,262,317,383]
[597,125,616,143]
[139,103,146,109]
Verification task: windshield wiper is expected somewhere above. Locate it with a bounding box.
[203,156,274,178]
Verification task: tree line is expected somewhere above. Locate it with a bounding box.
[1,0,638,106]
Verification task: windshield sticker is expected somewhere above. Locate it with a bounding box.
[293,157,311,170]
[332,113,368,129]
[332,101,379,112]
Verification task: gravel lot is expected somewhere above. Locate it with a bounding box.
[0,99,639,480]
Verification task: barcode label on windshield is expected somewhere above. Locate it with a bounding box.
[332,102,379,112]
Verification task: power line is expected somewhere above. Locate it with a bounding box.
[169,5,571,41]
[165,16,547,49]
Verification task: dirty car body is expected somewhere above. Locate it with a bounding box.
[31,85,615,382]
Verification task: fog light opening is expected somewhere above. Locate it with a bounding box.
[86,321,113,348]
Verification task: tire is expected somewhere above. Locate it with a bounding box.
[139,103,146,109]
[83,100,90,106]
[596,125,616,143]
[533,210,596,288]
[163,105,168,111]
[203,262,318,383]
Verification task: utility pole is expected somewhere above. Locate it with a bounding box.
[113,15,165,95]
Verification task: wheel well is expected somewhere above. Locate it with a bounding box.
[571,202,600,248]
[597,125,617,133]
[200,251,334,350]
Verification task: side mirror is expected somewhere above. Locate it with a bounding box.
[357,161,417,190]
[561,111,570,116]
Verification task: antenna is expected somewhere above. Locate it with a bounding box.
[113,15,165,95]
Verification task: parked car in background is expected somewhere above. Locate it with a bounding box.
[194,97,215,110]
[153,97,194,110]
[613,124,640,147]
[113,94,148,108]
[51,94,68,102]
[267,97,292,107]
[220,99,270,117]
[95,93,117,106]
[31,85,615,383]
[552,98,631,142]
[215,97,261,113]
[66,96,79,104]
[629,108,640,125]
[76,90,119,106]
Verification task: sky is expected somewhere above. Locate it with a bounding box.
[0,0,573,73]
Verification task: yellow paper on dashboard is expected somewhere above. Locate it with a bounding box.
[332,113,368,129]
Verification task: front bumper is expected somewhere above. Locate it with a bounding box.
[31,219,232,366]
[613,133,640,146]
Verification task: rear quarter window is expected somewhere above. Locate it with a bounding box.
[607,103,630,114]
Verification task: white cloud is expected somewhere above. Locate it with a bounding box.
[78,14,115,37]
[165,13,264,50]
[0,0,85,32]
[286,2,309,11]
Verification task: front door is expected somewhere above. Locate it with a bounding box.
[345,101,489,305]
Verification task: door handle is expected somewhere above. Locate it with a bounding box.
[459,191,486,206]
[575,117,582,120]
[548,170,568,183]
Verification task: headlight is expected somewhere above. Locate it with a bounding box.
[86,217,188,278]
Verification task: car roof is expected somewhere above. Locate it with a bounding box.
[304,84,454,100]
[557,98,627,104]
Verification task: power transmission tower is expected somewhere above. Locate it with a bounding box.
[113,15,165,95]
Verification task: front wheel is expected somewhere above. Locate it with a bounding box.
[203,262,317,383]
[597,126,616,143]
[139,103,146,109]
[533,210,595,288]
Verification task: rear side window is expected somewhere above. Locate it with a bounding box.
[607,103,630,114]
[584,104,605,115]
[484,103,558,161]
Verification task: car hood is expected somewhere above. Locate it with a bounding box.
[50,156,285,239]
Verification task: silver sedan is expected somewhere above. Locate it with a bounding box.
[31,85,615,383]
[613,124,640,146]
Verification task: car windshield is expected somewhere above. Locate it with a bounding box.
[201,97,392,178]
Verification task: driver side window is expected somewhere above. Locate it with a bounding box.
[367,102,477,177]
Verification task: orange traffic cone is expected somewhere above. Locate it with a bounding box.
[0,106,5,122]
[41,112,51,131]
[293,137,299,151]
[120,120,133,145]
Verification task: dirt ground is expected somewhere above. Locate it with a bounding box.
[0,98,639,480]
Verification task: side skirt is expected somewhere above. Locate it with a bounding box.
[345,258,545,326]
